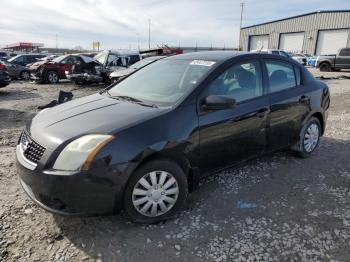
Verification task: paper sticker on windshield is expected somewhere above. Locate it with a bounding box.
[190,60,216,67]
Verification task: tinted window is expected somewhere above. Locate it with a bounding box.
[266,61,296,93]
[339,48,350,56]
[208,61,263,103]
[271,51,279,55]
[294,66,302,86]
[62,56,76,64]
[129,55,141,65]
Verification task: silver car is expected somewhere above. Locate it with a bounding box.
[0,61,31,80]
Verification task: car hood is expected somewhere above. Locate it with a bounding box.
[29,60,49,70]
[27,93,168,149]
[110,68,136,78]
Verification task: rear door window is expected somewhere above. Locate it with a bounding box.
[265,60,297,93]
[294,66,302,86]
[339,48,350,56]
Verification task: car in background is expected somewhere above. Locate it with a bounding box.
[30,54,90,84]
[94,50,142,74]
[316,47,350,71]
[0,50,9,60]
[0,63,11,88]
[109,56,166,82]
[251,49,291,58]
[16,51,330,223]
[8,54,47,66]
[0,60,31,80]
[307,56,318,67]
[291,53,309,65]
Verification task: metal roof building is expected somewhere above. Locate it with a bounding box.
[240,10,350,55]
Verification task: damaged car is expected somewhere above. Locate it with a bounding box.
[30,54,86,84]
[109,56,166,83]
[65,55,109,85]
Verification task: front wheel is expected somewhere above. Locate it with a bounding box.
[292,117,321,158]
[123,159,188,223]
[46,71,59,84]
[20,71,30,80]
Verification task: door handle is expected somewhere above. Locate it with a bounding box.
[256,108,269,118]
[299,95,310,103]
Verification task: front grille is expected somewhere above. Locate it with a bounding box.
[20,131,46,164]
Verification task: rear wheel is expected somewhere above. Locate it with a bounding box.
[46,71,59,84]
[123,159,188,223]
[292,117,321,158]
[20,71,30,80]
[319,63,331,72]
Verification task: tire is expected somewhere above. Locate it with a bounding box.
[319,63,331,72]
[123,159,188,224]
[20,71,30,80]
[46,71,59,84]
[292,117,321,158]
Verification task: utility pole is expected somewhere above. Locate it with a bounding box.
[238,2,244,51]
[238,2,244,50]
[148,19,151,50]
[55,33,58,53]
[137,33,140,51]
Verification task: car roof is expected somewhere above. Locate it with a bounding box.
[165,51,250,62]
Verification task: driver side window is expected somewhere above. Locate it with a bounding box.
[208,61,263,103]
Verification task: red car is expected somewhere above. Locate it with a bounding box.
[29,54,87,84]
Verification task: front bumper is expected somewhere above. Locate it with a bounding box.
[16,145,128,216]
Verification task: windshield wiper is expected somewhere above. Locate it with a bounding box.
[111,95,158,108]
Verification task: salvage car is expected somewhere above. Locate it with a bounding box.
[0,62,11,87]
[8,54,46,66]
[94,50,141,73]
[66,55,108,85]
[16,51,330,223]
[0,60,31,80]
[316,47,350,71]
[109,56,166,82]
[30,54,89,84]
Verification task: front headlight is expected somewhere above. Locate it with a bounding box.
[53,134,114,171]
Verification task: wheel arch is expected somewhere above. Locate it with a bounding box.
[311,112,324,135]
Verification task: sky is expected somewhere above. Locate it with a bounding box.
[0,0,349,50]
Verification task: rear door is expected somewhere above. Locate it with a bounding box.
[199,60,269,174]
[336,48,350,69]
[264,59,310,151]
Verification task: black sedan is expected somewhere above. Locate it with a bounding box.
[16,51,330,223]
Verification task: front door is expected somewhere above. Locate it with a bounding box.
[198,60,269,174]
[336,48,350,69]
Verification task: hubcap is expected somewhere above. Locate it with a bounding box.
[22,72,29,80]
[132,171,179,217]
[49,73,58,83]
[304,123,319,153]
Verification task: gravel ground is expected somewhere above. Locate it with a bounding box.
[0,68,350,262]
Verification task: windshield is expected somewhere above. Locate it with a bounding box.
[52,55,68,63]
[8,55,20,62]
[108,59,214,107]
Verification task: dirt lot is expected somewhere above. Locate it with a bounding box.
[1,68,350,262]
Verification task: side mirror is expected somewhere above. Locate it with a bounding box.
[201,95,236,111]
